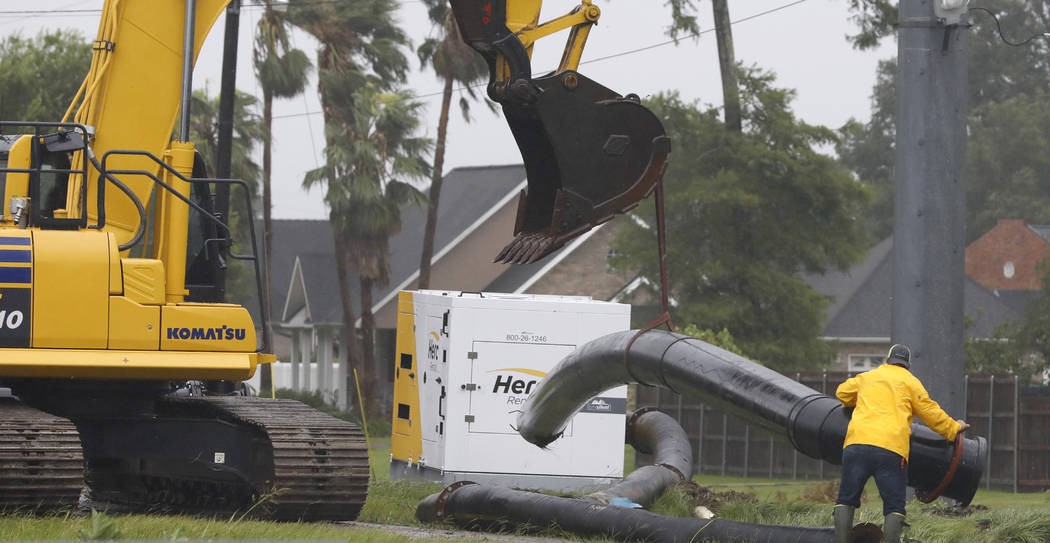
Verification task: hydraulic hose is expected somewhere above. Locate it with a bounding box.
[587,407,692,507]
[517,330,987,506]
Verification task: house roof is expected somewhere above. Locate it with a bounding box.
[1029,224,1050,243]
[269,164,527,326]
[807,237,1023,339]
[482,226,604,294]
[268,219,340,321]
[992,288,1040,317]
[372,164,526,311]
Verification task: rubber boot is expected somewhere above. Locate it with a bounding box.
[833,504,855,543]
[882,513,906,543]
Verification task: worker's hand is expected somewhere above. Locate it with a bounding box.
[957,419,970,432]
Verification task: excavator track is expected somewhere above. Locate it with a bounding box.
[197,397,371,521]
[0,398,84,512]
[80,396,370,521]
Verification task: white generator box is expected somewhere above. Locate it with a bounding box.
[390,290,630,491]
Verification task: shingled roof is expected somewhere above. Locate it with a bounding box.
[804,237,1026,339]
[270,164,529,326]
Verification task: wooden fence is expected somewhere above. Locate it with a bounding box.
[636,372,1050,492]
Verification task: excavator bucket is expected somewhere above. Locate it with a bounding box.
[498,73,670,264]
[450,0,671,264]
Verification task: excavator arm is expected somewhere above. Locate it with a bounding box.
[450,0,671,264]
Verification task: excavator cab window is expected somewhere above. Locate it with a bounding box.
[38,158,70,220]
[29,130,87,230]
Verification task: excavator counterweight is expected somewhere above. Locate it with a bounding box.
[450,0,671,264]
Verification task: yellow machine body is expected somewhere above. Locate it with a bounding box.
[391,292,423,465]
[0,227,265,380]
[0,0,273,382]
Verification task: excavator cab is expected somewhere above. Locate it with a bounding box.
[450,0,671,264]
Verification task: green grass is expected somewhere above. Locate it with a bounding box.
[0,512,463,542]
[4,437,1050,542]
[657,474,1050,543]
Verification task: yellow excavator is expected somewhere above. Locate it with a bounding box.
[0,0,665,520]
[450,0,671,264]
[0,0,368,520]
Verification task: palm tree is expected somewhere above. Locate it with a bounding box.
[288,0,417,414]
[253,1,312,393]
[303,85,430,416]
[415,2,492,289]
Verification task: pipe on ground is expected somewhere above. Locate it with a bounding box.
[587,407,692,507]
[418,409,834,542]
[417,482,834,542]
[518,330,986,505]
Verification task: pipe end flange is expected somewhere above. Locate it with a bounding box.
[434,480,478,521]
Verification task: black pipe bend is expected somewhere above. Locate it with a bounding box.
[517,330,986,505]
[587,408,692,508]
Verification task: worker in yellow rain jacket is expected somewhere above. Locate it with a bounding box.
[832,344,969,543]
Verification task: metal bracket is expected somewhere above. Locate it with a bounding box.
[461,383,477,391]
[467,352,478,360]
[464,415,475,422]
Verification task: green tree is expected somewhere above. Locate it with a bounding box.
[680,324,746,358]
[839,0,1050,243]
[187,88,265,305]
[289,0,418,414]
[415,1,491,289]
[0,30,91,122]
[834,59,896,241]
[966,92,1050,239]
[964,321,1027,375]
[254,1,312,392]
[844,0,896,50]
[1005,266,1050,378]
[303,85,430,416]
[611,69,869,372]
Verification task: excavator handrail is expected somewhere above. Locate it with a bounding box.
[0,121,93,230]
[99,149,269,354]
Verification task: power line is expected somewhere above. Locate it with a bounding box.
[4,0,808,120]
[272,0,809,119]
[0,0,429,17]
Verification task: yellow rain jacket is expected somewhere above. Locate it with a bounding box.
[836,363,961,460]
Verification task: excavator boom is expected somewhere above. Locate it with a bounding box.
[450,0,671,264]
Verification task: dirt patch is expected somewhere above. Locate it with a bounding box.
[674,480,757,514]
[921,503,990,517]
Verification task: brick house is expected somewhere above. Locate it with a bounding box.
[966,219,1050,291]
[807,235,1036,373]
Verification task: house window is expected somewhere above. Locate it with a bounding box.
[848,354,883,373]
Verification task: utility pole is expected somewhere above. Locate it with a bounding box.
[710,0,741,132]
[893,0,969,416]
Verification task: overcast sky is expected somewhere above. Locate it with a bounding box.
[4,0,895,219]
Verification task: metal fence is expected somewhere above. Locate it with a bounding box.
[636,372,1050,492]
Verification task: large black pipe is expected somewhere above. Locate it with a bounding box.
[518,330,987,505]
[587,408,692,507]
[418,408,835,542]
[418,483,834,543]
